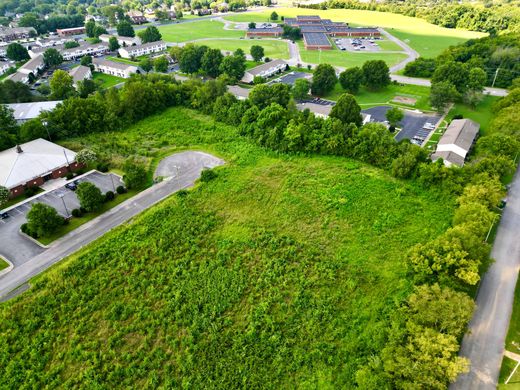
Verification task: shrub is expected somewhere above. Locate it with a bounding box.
[76,182,104,212]
[200,169,217,182]
[26,203,64,238]
[104,191,115,202]
[66,173,74,180]
[96,162,109,172]
[71,208,83,218]
[80,207,87,214]
[176,189,188,197]
[24,186,38,198]
[116,186,127,194]
[452,114,463,120]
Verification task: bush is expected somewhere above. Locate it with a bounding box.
[264,57,271,63]
[66,173,74,180]
[71,208,83,218]
[24,186,38,198]
[123,159,148,190]
[26,203,64,238]
[452,114,463,120]
[176,189,189,197]
[96,162,109,172]
[200,169,217,182]
[104,191,115,202]
[76,182,104,212]
[20,223,37,238]
[80,207,87,214]
[116,185,127,194]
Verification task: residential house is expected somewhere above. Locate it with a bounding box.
[431,119,480,167]
[0,59,14,75]
[92,57,139,78]
[68,65,92,88]
[6,101,62,123]
[118,40,166,59]
[127,11,147,24]
[241,59,288,83]
[99,34,141,47]
[0,26,36,42]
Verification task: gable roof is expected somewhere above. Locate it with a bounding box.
[0,138,76,189]
[6,101,62,121]
[438,119,480,152]
[68,65,91,83]
[92,57,138,72]
[246,59,287,76]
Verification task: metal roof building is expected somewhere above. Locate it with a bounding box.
[6,101,62,123]
[431,119,480,167]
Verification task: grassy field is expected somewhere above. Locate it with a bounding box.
[92,72,125,89]
[0,107,456,388]
[298,41,408,69]
[195,38,290,59]
[225,8,485,57]
[157,20,243,42]
[326,83,433,111]
[106,56,140,65]
[448,95,499,135]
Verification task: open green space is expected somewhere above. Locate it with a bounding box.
[157,20,243,42]
[36,188,138,246]
[196,38,290,59]
[0,106,455,388]
[374,39,403,51]
[298,41,408,69]
[448,95,499,135]
[106,56,140,65]
[92,72,125,89]
[226,8,485,57]
[326,83,433,111]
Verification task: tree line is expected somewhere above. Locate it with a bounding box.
[404,34,520,89]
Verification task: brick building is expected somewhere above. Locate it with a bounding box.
[0,139,81,198]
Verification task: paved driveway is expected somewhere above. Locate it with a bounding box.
[451,166,520,389]
[0,151,224,299]
[0,171,123,267]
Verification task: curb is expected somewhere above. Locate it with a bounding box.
[0,255,14,277]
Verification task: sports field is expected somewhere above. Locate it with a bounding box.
[158,20,243,42]
[299,41,408,69]
[195,38,290,59]
[225,8,485,57]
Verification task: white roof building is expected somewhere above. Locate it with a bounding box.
[0,138,76,190]
[241,59,288,83]
[99,34,141,47]
[6,101,62,123]
[431,119,480,167]
[118,40,166,59]
[92,57,139,79]
[68,65,92,87]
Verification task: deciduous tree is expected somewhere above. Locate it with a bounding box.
[362,60,390,90]
[26,203,64,237]
[6,43,29,61]
[76,182,104,212]
[311,63,337,96]
[330,93,362,126]
[50,70,75,99]
[250,45,264,62]
[339,66,363,93]
[117,20,135,37]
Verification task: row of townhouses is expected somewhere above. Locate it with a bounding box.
[5,55,44,83]
[99,34,141,47]
[92,57,139,79]
[118,40,166,59]
[0,26,37,42]
[29,42,109,60]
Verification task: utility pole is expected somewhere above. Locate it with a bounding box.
[491,67,500,88]
[59,194,69,218]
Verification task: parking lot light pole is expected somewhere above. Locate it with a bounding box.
[109,174,116,192]
[58,194,69,218]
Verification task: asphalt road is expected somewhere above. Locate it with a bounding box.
[451,166,520,389]
[0,151,224,300]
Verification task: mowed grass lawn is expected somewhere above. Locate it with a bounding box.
[0,107,455,388]
[196,38,289,59]
[449,95,499,135]
[299,41,408,70]
[325,82,432,111]
[92,72,125,88]
[499,278,520,388]
[158,20,243,42]
[226,8,485,57]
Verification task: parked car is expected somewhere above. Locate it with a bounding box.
[65,180,79,191]
[0,212,9,220]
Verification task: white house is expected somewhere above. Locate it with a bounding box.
[227,85,250,101]
[61,42,108,61]
[118,40,166,59]
[6,101,62,123]
[92,57,139,78]
[68,65,92,88]
[99,34,141,47]
[241,59,288,83]
[431,119,480,167]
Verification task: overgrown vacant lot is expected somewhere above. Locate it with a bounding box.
[0,108,455,388]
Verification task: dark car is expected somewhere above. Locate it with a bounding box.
[0,212,9,220]
[65,182,77,191]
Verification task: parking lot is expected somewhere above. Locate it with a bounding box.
[335,38,382,52]
[362,105,441,144]
[0,171,123,267]
[270,71,312,86]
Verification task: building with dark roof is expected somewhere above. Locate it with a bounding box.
[246,27,283,38]
[303,32,332,50]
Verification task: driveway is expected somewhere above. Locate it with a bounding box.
[0,171,123,267]
[0,151,224,299]
[451,166,520,389]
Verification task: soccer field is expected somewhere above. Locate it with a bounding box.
[225,8,485,57]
